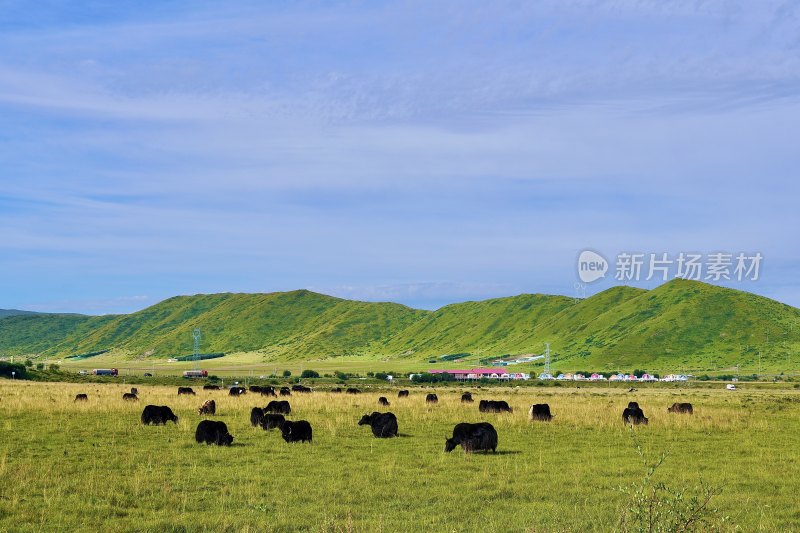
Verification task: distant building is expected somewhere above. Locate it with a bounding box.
[428,368,530,380]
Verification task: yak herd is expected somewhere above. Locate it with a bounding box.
[73,387,693,452]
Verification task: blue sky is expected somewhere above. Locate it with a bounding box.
[1,0,798,314]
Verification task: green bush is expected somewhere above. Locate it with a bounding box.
[411,372,454,383]
[374,372,389,380]
[49,364,60,372]
[300,370,320,379]
[24,359,33,368]
[334,371,349,381]
[36,362,45,371]
[282,370,291,377]
[0,361,28,379]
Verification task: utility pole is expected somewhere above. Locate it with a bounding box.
[193,328,201,372]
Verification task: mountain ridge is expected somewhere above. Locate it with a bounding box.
[1,280,798,371]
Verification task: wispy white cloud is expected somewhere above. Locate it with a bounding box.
[0,0,798,310]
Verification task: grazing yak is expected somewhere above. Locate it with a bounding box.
[479,400,512,413]
[260,413,286,431]
[198,399,216,415]
[265,400,291,415]
[202,385,220,390]
[250,407,265,427]
[122,393,139,401]
[141,405,178,425]
[445,422,498,453]
[622,405,648,425]
[177,387,195,396]
[249,386,262,393]
[331,387,342,393]
[279,387,291,396]
[378,397,390,407]
[425,394,438,404]
[529,404,553,421]
[668,402,693,414]
[627,401,640,409]
[281,420,313,443]
[358,412,398,438]
[130,388,138,395]
[229,387,246,396]
[346,388,361,395]
[74,394,88,402]
[397,390,409,398]
[292,385,312,393]
[195,420,234,446]
[461,392,474,403]
[260,386,276,397]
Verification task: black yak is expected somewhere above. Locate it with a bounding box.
[358,412,398,438]
[141,405,178,425]
[260,413,285,431]
[444,422,498,453]
[622,407,648,425]
[478,400,512,413]
[250,407,265,427]
[528,404,553,421]
[74,394,88,402]
[281,420,312,443]
[265,400,291,415]
[426,393,438,404]
[195,420,234,446]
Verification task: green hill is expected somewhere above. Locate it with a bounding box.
[1,280,798,372]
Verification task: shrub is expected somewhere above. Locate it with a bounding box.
[618,430,729,531]
[300,370,320,379]
[49,364,60,372]
[36,363,45,371]
[411,372,454,383]
[282,370,291,378]
[374,372,389,380]
[334,371,349,381]
[24,359,33,368]
[0,361,28,379]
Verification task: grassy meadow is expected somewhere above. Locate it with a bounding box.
[1,380,799,532]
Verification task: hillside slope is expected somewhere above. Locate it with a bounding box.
[0,291,426,359]
[1,281,798,371]
[530,280,800,371]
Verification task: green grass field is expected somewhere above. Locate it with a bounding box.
[1,380,799,532]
